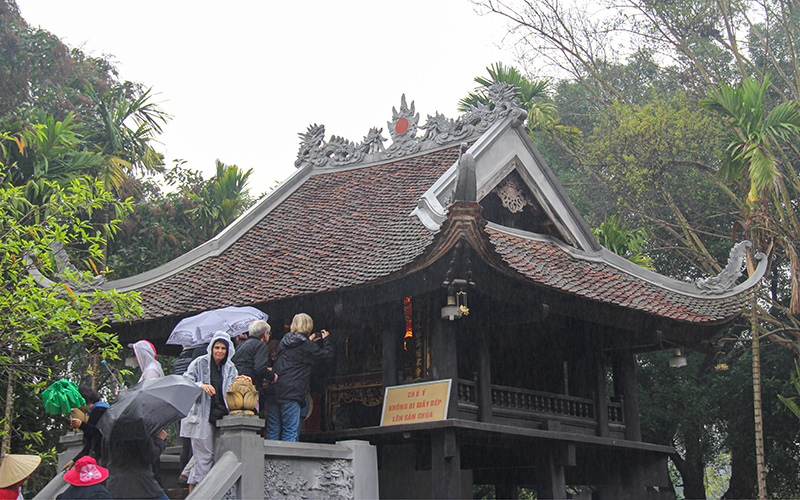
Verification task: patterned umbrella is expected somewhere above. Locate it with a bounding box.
[42,379,85,415]
[166,306,268,346]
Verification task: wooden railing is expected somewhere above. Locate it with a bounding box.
[490,383,595,419]
[457,379,625,427]
[608,401,623,423]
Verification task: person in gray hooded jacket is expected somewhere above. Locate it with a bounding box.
[180,331,238,491]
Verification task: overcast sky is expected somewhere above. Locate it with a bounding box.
[15,0,518,194]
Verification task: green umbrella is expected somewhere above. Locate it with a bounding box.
[42,379,85,415]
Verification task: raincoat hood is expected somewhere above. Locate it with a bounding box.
[207,331,235,364]
[130,340,164,382]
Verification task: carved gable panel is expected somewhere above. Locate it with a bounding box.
[481,169,566,242]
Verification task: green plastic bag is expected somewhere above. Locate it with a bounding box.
[42,379,85,415]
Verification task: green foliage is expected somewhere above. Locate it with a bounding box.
[777,360,800,421]
[186,159,253,240]
[0,175,141,455]
[106,160,257,279]
[593,215,654,269]
[700,76,800,202]
[580,92,734,278]
[460,62,581,143]
[81,83,169,179]
[0,4,115,119]
[459,62,550,112]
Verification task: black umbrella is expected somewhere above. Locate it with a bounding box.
[98,375,203,441]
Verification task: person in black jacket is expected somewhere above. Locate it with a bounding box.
[61,386,109,472]
[231,320,277,391]
[105,429,168,500]
[265,313,333,441]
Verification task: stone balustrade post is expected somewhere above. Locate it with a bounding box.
[57,432,83,471]
[216,414,265,499]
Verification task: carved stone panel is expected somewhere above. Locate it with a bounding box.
[264,458,354,500]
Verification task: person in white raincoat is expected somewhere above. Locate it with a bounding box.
[179,331,238,491]
[130,340,165,382]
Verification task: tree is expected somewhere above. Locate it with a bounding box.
[106,160,257,279]
[0,1,116,119]
[477,0,800,495]
[0,172,141,457]
[593,215,654,269]
[778,361,800,421]
[81,83,169,183]
[186,160,254,241]
[700,77,800,499]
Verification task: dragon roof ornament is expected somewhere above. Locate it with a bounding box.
[294,82,527,169]
[694,241,755,294]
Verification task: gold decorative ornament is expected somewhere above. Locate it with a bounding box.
[226,376,259,415]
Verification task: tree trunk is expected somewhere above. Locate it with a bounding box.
[723,443,756,500]
[1,369,15,457]
[751,292,767,500]
[680,430,708,500]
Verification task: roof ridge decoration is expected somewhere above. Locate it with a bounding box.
[294,83,527,169]
[694,240,754,294]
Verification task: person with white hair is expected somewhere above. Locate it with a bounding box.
[230,320,277,394]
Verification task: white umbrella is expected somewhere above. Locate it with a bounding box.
[166,306,268,346]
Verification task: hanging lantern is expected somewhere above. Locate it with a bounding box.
[668,348,687,368]
[441,295,462,321]
[456,290,469,316]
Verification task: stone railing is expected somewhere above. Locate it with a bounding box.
[189,415,378,500]
[48,415,378,500]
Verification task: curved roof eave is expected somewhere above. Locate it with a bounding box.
[488,223,768,301]
[101,165,314,293]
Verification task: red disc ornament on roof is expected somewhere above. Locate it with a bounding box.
[395,118,409,135]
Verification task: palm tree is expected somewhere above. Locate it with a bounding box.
[593,215,655,270]
[188,160,253,240]
[700,76,800,203]
[701,76,800,500]
[2,112,109,204]
[82,84,170,184]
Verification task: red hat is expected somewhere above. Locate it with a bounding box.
[63,456,108,486]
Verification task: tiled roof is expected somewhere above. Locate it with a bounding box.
[125,147,459,320]
[113,142,754,326]
[486,228,750,323]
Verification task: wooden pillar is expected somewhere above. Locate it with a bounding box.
[597,454,646,500]
[495,483,518,499]
[615,349,641,441]
[431,427,462,499]
[594,349,609,437]
[431,296,459,417]
[379,299,406,388]
[477,325,493,422]
[382,324,398,389]
[536,445,568,500]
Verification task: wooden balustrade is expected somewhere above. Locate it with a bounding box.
[456,379,626,430]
